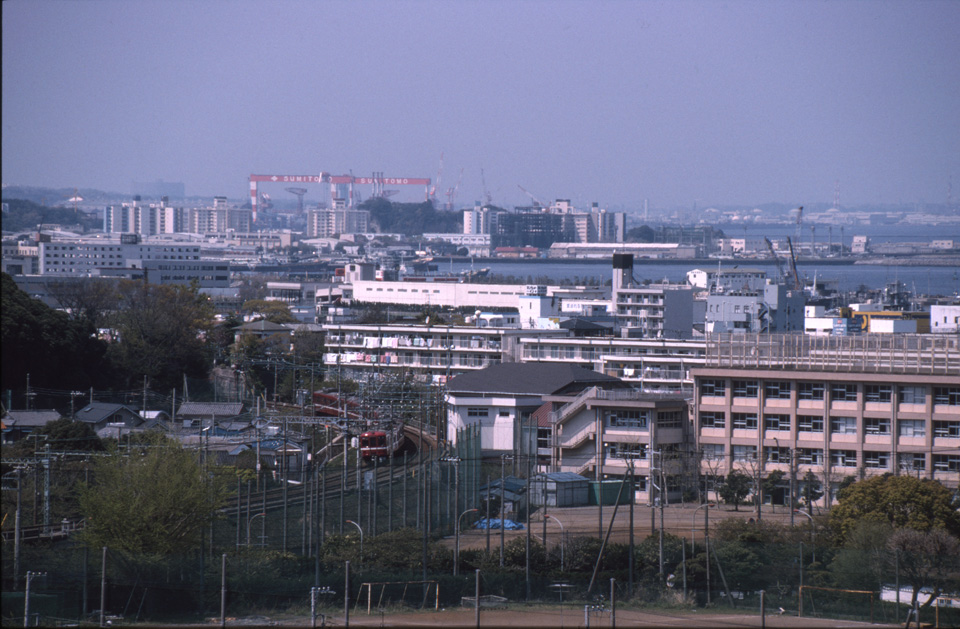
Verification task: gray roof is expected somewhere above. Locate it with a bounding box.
[446,363,622,396]
[238,320,290,332]
[76,403,141,424]
[2,410,62,428]
[178,402,245,419]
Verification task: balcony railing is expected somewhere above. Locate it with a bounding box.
[706,333,960,376]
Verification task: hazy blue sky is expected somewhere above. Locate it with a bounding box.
[3,0,959,210]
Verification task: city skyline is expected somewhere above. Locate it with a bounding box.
[3,1,959,210]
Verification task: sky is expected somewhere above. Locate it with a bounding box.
[3,0,959,211]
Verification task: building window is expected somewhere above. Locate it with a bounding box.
[864,417,891,435]
[898,419,926,438]
[864,385,893,403]
[933,454,960,472]
[933,421,960,438]
[605,442,647,460]
[864,451,890,469]
[831,384,858,401]
[763,414,790,431]
[797,382,825,400]
[797,415,824,432]
[764,381,792,399]
[701,444,724,460]
[764,446,790,463]
[830,417,857,434]
[798,448,824,465]
[467,407,488,419]
[657,410,683,428]
[701,379,726,397]
[733,445,757,461]
[898,453,925,471]
[898,385,926,405]
[700,412,725,429]
[732,413,758,429]
[933,387,960,406]
[606,410,648,429]
[732,380,759,398]
[830,450,857,466]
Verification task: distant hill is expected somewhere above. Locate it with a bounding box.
[1,198,101,234]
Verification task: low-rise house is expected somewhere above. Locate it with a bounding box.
[177,402,246,428]
[76,403,143,434]
[1,409,61,443]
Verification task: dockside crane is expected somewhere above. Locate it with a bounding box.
[764,237,785,283]
[786,236,803,290]
[517,184,546,209]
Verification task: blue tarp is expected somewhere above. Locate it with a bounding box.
[474,518,524,530]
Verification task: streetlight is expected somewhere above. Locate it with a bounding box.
[346,519,363,564]
[247,512,266,547]
[545,514,565,572]
[455,508,478,576]
[794,509,816,564]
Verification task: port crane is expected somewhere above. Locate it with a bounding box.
[764,237,785,283]
[786,236,803,290]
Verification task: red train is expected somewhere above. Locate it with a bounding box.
[359,423,405,461]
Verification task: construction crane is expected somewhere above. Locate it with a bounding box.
[793,205,804,244]
[480,168,492,206]
[786,236,802,290]
[764,237,785,283]
[517,184,546,209]
[429,152,444,203]
[285,187,308,213]
[444,167,464,210]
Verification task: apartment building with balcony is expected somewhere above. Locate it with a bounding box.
[514,335,705,393]
[320,322,563,382]
[542,387,690,501]
[693,333,960,507]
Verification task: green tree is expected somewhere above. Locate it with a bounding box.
[719,470,753,511]
[801,470,824,512]
[1,273,108,391]
[37,417,104,451]
[241,299,297,324]
[829,474,960,544]
[761,469,786,509]
[887,528,960,611]
[107,280,215,391]
[77,435,231,556]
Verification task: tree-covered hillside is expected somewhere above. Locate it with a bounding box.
[359,198,462,235]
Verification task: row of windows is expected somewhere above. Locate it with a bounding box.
[700,448,957,471]
[699,413,959,437]
[700,381,959,405]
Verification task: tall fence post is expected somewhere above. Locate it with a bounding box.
[99,547,107,628]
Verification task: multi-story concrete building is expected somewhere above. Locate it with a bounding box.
[693,333,960,507]
[306,207,370,238]
[462,204,502,236]
[686,268,768,293]
[543,387,690,500]
[38,236,201,275]
[321,322,562,383]
[704,282,805,334]
[515,335,705,393]
[610,254,694,338]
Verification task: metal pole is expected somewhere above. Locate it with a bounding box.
[682,537,688,601]
[760,589,766,629]
[610,577,616,629]
[500,455,506,567]
[99,547,107,628]
[344,560,350,628]
[220,554,227,629]
[475,569,481,628]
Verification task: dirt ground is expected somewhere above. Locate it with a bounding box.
[452,502,812,550]
[216,605,899,628]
